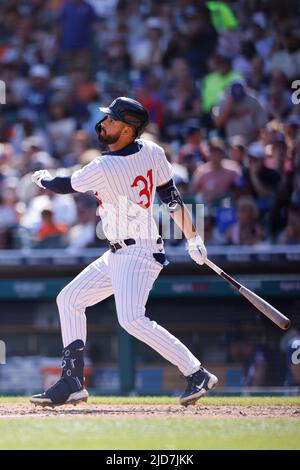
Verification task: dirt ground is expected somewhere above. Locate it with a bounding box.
[0,403,299,419]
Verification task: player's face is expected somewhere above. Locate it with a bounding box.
[97,117,127,144]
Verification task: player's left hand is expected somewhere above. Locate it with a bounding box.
[187,235,207,265]
[31,169,52,189]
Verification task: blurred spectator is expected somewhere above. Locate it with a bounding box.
[250,12,273,61]
[228,135,247,166]
[249,346,285,386]
[203,213,223,245]
[38,208,66,237]
[0,185,19,229]
[177,121,205,177]
[68,193,98,248]
[34,208,68,248]
[46,98,77,158]
[131,17,166,70]
[20,136,55,175]
[183,4,218,79]
[135,78,164,130]
[57,0,99,70]
[0,143,15,178]
[266,132,294,237]
[105,38,131,76]
[215,197,237,235]
[62,130,91,167]
[232,41,257,81]
[266,132,288,172]
[0,179,28,249]
[265,85,291,121]
[278,204,300,244]
[213,79,268,144]
[227,332,285,386]
[201,54,241,114]
[225,196,263,246]
[164,61,201,139]
[238,142,281,216]
[1,62,28,105]
[270,32,300,80]
[25,65,51,120]
[10,108,49,155]
[192,137,239,208]
[161,143,189,194]
[284,115,300,164]
[22,187,77,233]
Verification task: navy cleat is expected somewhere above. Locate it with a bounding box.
[30,340,88,407]
[30,378,88,407]
[180,366,218,407]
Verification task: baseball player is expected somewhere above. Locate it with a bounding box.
[30,97,218,407]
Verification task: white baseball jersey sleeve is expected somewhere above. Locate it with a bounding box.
[71,157,106,194]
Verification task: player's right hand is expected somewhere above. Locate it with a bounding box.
[31,169,52,189]
[187,234,207,265]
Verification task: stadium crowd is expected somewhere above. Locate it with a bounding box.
[1,0,300,249]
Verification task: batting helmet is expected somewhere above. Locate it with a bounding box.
[98,97,149,137]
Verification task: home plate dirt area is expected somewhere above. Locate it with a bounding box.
[0,403,299,419]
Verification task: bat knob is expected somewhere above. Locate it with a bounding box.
[282,319,292,331]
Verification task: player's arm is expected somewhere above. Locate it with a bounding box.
[32,158,104,194]
[31,170,77,194]
[170,204,196,239]
[156,179,207,265]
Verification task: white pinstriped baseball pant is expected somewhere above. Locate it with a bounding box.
[57,247,200,377]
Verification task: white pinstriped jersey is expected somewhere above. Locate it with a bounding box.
[71,139,174,242]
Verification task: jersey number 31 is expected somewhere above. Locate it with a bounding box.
[131,169,153,209]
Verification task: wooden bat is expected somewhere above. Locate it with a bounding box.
[205,258,291,330]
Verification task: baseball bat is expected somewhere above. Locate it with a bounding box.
[205,258,291,330]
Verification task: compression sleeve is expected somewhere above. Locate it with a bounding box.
[42,176,77,194]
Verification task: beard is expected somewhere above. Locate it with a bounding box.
[97,125,120,145]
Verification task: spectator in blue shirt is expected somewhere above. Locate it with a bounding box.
[57,0,99,70]
[59,0,98,52]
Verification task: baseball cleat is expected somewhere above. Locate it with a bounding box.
[30,339,88,408]
[30,387,89,407]
[180,366,218,407]
[30,376,88,407]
